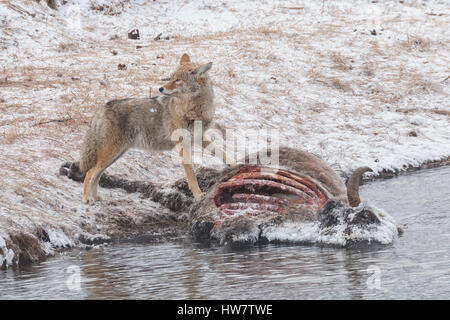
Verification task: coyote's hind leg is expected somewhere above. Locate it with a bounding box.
[83,143,128,204]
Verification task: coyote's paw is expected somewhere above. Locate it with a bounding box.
[83,195,102,205]
[83,198,95,205]
[193,192,205,201]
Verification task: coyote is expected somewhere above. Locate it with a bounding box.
[80,53,232,204]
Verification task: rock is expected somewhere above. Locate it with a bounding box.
[154,33,169,41]
[154,33,162,41]
[111,49,118,55]
[46,0,58,10]
[128,29,140,40]
[118,64,127,70]
[78,234,111,245]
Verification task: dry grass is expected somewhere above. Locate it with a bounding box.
[0,103,29,113]
[407,78,442,94]
[1,128,28,144]
[89,1,128,16]
[396,107,450,117]
[368,40,386,57]
[328,77,352,92]
[395,66,443,95]
[399,35,432,52]
[57,42,79,52]
[361,62,376,78]
[431,109,450,117]
[308,102,329,114]
[305,66,354,92]
[304,67,322,80]
[13,181,32,197]
[369,88,390,105]
[173,26,290,44]
[329,52,353,71]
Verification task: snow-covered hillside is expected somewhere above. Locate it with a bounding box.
[0,0,449,267]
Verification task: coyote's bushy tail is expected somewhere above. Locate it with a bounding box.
[60,130,98,181]
[79,129,98,174]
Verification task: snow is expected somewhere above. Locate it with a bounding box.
[223,202,399,246]
[0,235,15,268]
[46,228,74,248]
[0,0,449,267]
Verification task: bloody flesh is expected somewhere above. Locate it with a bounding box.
[214,166,327,217]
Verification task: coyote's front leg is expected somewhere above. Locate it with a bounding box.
[178,144,204,200]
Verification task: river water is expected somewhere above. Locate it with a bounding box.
[1,166,449,299]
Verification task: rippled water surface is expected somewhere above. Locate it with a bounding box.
[1,166,449,299]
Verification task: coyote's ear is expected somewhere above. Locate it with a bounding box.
[192,62,212,75]
[180,53,191,65]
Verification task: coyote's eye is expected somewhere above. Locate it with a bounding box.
[175,79,182,82]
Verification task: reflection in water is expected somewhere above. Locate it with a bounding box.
[82,250,131,299]
[0,166,449,299]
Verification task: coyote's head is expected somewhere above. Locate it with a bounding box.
[159,54,212,97]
